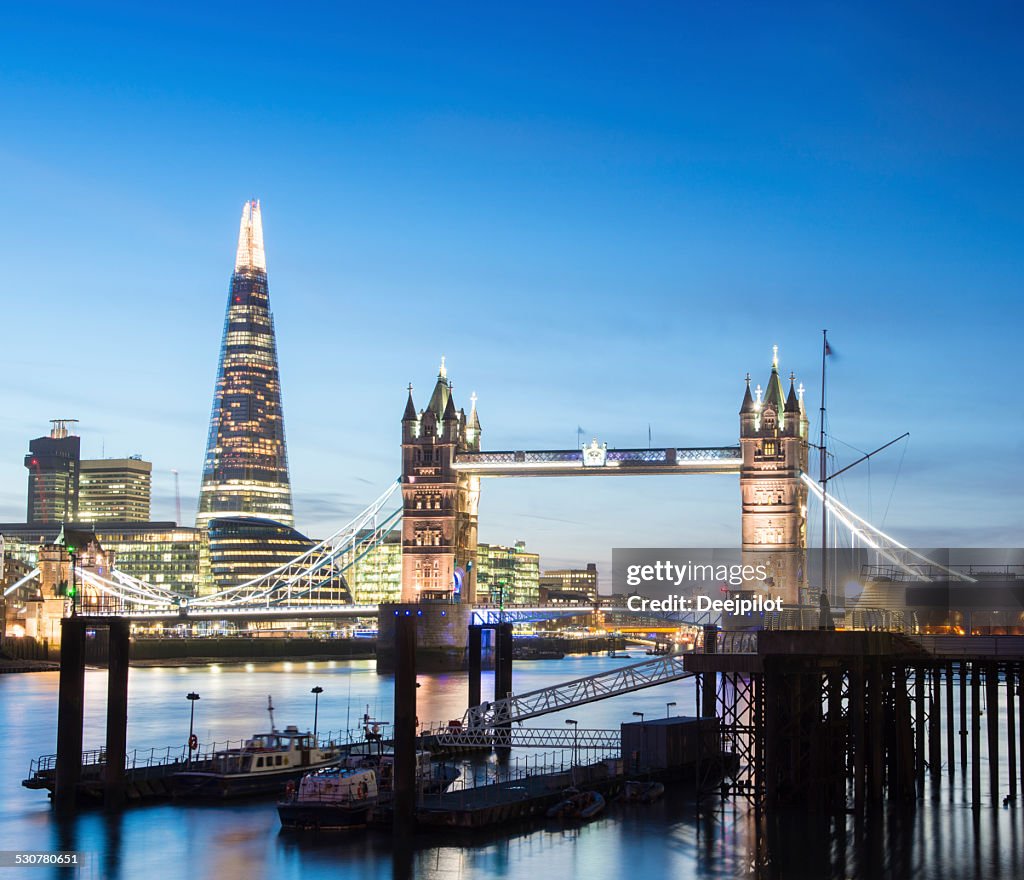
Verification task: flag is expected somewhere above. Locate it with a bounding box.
[824,340,833,356]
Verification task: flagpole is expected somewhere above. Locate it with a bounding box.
[820,329,829,621]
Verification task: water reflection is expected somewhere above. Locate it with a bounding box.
[2,659,1023,879]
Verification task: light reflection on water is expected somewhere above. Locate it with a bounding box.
[1,657,1023,879]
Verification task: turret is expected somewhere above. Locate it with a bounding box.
[402,385,419,442]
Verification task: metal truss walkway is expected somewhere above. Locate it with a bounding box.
[424,725,620,751]
[464,653,694,728]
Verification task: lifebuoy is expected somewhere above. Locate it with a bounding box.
[189,734,198,750]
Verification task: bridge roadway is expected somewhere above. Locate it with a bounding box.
[91,602,721,626]
[452,446,742,478]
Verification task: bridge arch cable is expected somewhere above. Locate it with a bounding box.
[187,478,403,608]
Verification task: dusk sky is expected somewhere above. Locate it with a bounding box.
[2,3,1021,582]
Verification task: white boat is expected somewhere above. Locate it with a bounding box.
[278,766,379,830]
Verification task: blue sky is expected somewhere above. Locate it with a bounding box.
[1,2,1021,581]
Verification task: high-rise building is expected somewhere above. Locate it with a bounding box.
[197,200,293,528]
[539,563,599,604]
[24,420,81,524]
[205,517,320,592]
[78,457,152,523]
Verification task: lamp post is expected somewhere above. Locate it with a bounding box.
[666,701,677,719]
[633,711,645,724]
[311,686,324,742]
[186,692,200,768]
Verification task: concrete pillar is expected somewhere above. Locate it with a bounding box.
[393,614,417,834]
[55,617,87,811]
[467,624,482,713]
[104,619,130,809]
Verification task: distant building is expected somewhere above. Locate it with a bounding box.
[205,517,322,593]
[0,521,205,594]
[197,200,294,528]
[540,563,598,604]
[78,457,152,523]
[476,541,540,605]
[24,420,80,524]
[346,531,403,606]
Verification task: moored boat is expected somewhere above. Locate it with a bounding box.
[171,698,342,799]
[277,766,379,830]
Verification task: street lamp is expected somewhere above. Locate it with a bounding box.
[186,692,200,767]
[566,719,578,779]
[666,701,677,719]
[633,711,645,723]
[311,686,324,742]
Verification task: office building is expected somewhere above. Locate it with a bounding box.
[539,563,599,604]
[197,200,294,528]
[475,541,540,606]
[78,457,152,523]
[24,420,80,524]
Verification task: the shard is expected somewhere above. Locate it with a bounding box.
[197,200,294,528]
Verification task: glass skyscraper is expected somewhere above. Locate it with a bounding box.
[197,200,294,528]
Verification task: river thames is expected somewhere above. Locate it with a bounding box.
[2,656,1023,879]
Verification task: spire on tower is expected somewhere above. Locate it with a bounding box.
[403,384,417,421]
[439,356,447,380]
[740,372,756,414]
[234,200,267,272]
[785,373,801,413]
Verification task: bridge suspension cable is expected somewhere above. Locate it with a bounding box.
[801,473,974,582]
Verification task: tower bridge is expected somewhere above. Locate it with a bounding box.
[18,349,954,640]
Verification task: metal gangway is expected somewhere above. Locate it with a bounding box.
[425,725,620,751]
[464,653,695,729]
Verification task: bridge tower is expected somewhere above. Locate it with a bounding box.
[739,347,809,606]
[400,359,481,603]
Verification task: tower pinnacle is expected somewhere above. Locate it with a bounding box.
[234,200,267,273]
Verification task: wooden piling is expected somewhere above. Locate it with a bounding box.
[914,666,925,794]
[971,661,981,807]
[467,624,482,713]
[960,660,968,776]
[987,663,999,806]
[104,619,130,810]
[55,617,87,811]
[928,665,941,783]
[393,613,417,834]
[1007,664,1017,802]
[946,661,955,782]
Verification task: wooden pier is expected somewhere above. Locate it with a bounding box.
[688,629,1024,812]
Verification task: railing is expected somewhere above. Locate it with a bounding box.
[465,654,694,728]
[424,724,621,751]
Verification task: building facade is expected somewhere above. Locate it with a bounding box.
[78,457,152,523]
[739,347,809,606]
[346,532,403,606]
[539,563,598,604]
[24,420,80,524]
[0,521,205,594]
[205,517,318,593]
[197,200,294,528]
[476,541,540,606]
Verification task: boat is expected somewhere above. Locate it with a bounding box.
[277,766,379,830]
[621,780,665,803]
[170,697,342,799]
[606,650,633,659]
[545,788,605,820]
[512,646,566,660]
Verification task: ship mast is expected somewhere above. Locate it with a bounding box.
[819,329,829,611]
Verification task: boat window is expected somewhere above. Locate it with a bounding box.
[276,756,283,766]
[256,757,264,768]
